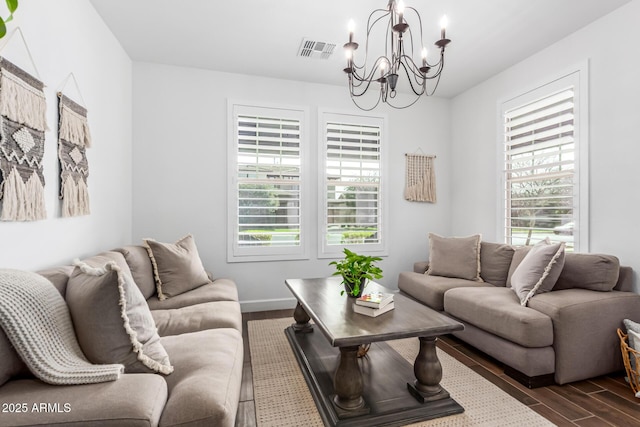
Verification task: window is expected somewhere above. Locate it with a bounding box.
[228,102,308,261]
[500,69,588,251]
[319,111,387,256]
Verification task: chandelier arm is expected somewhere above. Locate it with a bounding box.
[399,53,427,77]
[398,60,426,97]
[424,72,443,96]
[424,49,444,71]
[351,56,390,84]
[403,14,424,68]
[424,54,445,80]
[350,12,391,77]
[349,77,377,98]
[350,87,383,111]
[360,10,391,72]
[384,91,424,109]
[396,53,428,89]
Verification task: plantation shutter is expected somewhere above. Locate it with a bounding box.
[503,88,575,249]
[236,114,302,249]
[324,120,382,248]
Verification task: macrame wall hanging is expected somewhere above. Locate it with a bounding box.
[0,53,48,221]
[57,73,91,217]
[404,152,437,203]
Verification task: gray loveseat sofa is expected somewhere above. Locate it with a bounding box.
[0,239,242,426]
[399,239,640,387]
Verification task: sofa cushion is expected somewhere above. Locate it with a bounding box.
[553,253,620,291]
[0,328,29,387]
[114,245,157,299]
[152,301,242,336]
[426,233,482,281]
[67,261,174,375]
[37,265,73,297]
[160,329,243,427]
[0,374,167,426]
[147,279,239,310]
[444,287,554,348]
[510,240,565,306]
[447,316,556,378]
[398,272,494,311]
[144,234,210,300]
[479,242,515,287]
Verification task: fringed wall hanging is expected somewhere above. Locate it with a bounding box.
[57,74,91,217]
[404,152,437,203]
[0,55,48,221]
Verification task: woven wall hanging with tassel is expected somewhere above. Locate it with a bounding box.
[57,91,92,217]
[404,152,436,203]
[0,56,48,221]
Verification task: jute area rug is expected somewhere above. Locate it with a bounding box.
[248,317,555,427]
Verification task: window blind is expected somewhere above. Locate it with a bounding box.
[236,114,302,248]
[324,121,381,246]
[503,88,575,249]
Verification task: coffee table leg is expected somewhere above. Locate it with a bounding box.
[408,336,450,403]
[332,345,369,417]
[292,302,313,333]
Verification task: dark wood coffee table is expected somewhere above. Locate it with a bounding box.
[284,277,464,427]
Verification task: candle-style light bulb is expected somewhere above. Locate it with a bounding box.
[421,47,428,66]
[380,62,387,77]
[397,1,405,22]
[440,15,448,39]
[348,19,355,43]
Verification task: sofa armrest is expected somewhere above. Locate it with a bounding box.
[614,266,633,292]
[528,289,640,384]
[414,261,429,274]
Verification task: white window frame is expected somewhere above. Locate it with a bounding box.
[227,100,310,262]
[318,109,388,258]
[497,63,589,251]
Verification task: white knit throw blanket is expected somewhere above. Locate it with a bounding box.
[0,269,124,385]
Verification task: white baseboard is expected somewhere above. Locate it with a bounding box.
[240,297,297,313]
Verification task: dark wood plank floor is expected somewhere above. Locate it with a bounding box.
[235,310,640,427]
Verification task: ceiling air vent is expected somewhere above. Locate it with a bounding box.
[297,38,336,59]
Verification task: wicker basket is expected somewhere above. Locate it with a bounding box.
[617,328,640,395]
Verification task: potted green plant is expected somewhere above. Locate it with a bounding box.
[329,248,383,297]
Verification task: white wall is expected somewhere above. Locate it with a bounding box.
[0,1,133,270]
[451,0,640,290]
[132,63,452,311]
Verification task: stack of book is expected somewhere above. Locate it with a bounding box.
[353,291,395,317]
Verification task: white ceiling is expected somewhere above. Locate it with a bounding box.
[89,0,630,99]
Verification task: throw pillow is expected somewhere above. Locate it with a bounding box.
[143,234,210,300]
[624,319,640,371]
[426,233,482,281]
[66,260,174,375]
[479,242,515,286]
[510,239,566,306]
[624,319,640,350]
[506,245,533,288]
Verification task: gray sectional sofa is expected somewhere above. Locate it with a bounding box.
[399,239,640,387]
[0,239,243,426]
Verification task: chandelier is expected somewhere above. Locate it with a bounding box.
[343,0,451,110]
